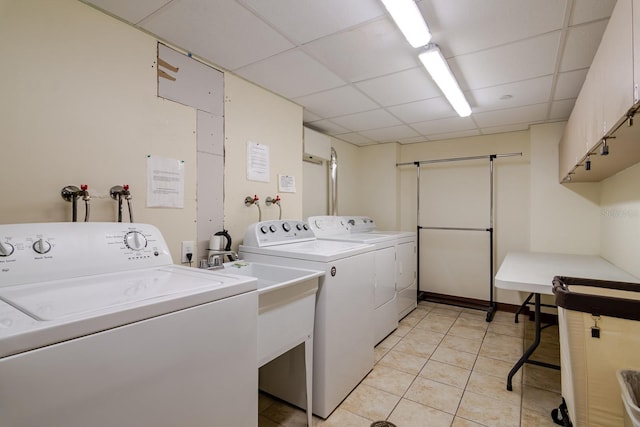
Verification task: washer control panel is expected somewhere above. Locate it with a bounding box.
[307,215,377,236]
[243,220,315,247]
[0,222,172,287]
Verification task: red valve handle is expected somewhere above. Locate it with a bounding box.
[275,195,281,202]
[81,184,88,191]
[254,194,259,201]
[123,184,129,191]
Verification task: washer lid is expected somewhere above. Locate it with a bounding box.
[240,239,374,263]
[0,266,257,358]
[0,300,39,336]
[0,265,255,321]
[316,232,397,244]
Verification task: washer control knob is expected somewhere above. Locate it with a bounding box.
[282,222,291,232]
[0,241,15,257]
[124,231,147,251]
[269,225,277,233]
[296,223,304,231]
[303,224,309,231]
[260,225,269,234]
[33,238,51,254]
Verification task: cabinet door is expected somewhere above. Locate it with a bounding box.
[599,0,634,137]
[634,0,640,103]
[559,0,634,181]
[559,82,593,180]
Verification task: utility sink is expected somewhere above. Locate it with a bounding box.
[218,261,323,367]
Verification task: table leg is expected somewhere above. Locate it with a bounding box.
[514,293,534,324]
[506,293,560,391]
[508,293,540,391]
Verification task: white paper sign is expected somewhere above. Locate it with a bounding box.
[278,175,296,193]
[247,141,270,182]
[146,156,185,208]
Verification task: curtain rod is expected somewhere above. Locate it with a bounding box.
[396,152,522,167]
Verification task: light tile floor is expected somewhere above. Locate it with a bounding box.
[259,301,561,427]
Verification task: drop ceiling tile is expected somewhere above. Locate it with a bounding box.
[294,86,378,118]
[469,75,553,113]
[411,116,477,135]
[480,123,531,135]
[82,0,172,24]
[355,67,440,106]
[397,136,429,144]
[235,49,345,99]
[330,109,402,132]
[303,17,419,83]
[450,32,561,90]
[570,0,616,25]
[549,99,576,120]
[473,103,548,128]
[559,20,608,72]
[238,0,385,44]
[336,132,377,146]
[424,0,567,56]
[303,110,323,122]
[426,129,482,141]
[359,125,420,142]
[387,97,456,123]
[139,0,294,70]
[306,120,350,135]
[554,69,589,100]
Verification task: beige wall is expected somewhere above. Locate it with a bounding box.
[0,0,303,264]
[0,0,197,262]
[357,143,402,230]
[600,162,640,277]
[223,74,303,250]
[529,123,601,254]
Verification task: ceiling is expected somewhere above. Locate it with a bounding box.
[82,0,617,146]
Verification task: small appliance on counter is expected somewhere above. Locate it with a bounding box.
[207,229,237,267]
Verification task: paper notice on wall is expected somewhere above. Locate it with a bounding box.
[247,141,270,182]
[146,156,185,208]
[278,175,296,193]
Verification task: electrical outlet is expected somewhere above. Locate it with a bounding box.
[181,241,194,263]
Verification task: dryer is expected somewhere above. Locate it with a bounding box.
[308,215,398,344]
[331,216,417,320]
[0,222,258,427]
[239,220,375,419]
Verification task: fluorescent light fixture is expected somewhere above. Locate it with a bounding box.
[380,0,431,48]
[419,44,472,117]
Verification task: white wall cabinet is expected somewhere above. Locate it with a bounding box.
[559,0,639,182]
[635,0,640,104]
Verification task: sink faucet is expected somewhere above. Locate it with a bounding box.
[204,250,239,269]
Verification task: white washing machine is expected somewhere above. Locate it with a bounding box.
[0,222,258,427]
[340,216,417,320]
[308,215,398,344]
[239,220,375,419]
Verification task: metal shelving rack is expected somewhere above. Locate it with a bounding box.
[397,152,522,322]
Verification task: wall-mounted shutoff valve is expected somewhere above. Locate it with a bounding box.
[266,195,282,220]
[110,184,134,223]
[61,184,90,222]
[244,194,262,221]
